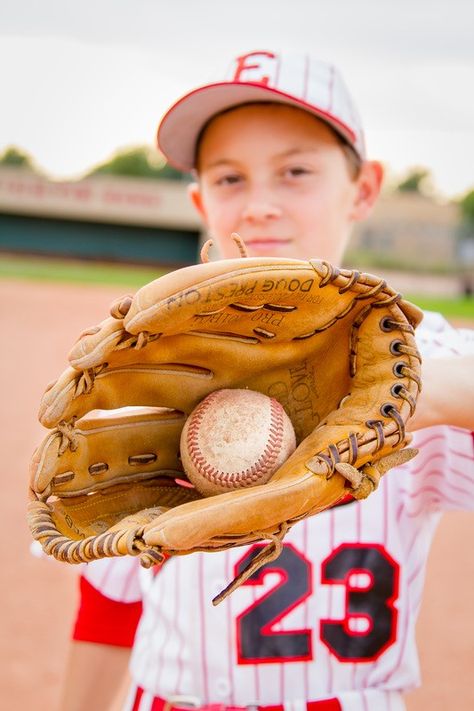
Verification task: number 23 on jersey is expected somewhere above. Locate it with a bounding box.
[235,542,399,664]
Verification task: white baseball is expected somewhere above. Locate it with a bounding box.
[180,388,296,496]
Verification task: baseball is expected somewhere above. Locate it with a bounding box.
[180,388,296,496]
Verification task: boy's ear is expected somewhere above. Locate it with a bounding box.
[188,182,208,224]
[350,161,384,222]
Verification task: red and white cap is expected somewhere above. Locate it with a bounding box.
[157,50,366,171]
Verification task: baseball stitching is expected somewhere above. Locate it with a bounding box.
[187,391,284,488]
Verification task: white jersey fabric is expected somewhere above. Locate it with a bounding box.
[82,313,474,711]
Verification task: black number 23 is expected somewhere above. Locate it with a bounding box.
[235,543,399,664]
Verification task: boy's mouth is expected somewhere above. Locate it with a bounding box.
[244,237,292,251]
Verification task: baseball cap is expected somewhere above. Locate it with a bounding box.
[157,50,366,171]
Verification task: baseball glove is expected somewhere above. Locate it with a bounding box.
[28,254,422,604]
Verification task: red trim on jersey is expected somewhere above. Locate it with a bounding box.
[72,576,142,647]
[131,688,341,711]
[131,685,144,711]
[333,493,355,507]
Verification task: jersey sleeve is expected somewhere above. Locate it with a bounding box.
[416,310,474,357]
[81,556,143,602]
[406,425,474,513]
[72,557,143,647]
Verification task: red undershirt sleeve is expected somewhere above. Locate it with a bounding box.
[72,575,143,647]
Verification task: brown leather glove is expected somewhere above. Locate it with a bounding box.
[28,257,422,603]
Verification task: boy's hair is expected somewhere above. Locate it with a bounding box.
[338,139,363,180]
[193,102,363,181]
[157,50,366,173]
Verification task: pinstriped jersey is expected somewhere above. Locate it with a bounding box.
[81,313,474,711]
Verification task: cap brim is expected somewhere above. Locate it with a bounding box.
[157,81,358,172]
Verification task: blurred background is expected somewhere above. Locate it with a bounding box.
[1,0,474,316]
[1,1,473,710]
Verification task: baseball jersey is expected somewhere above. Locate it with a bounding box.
[77,312,474,711]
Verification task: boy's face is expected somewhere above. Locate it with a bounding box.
[189,104,381,264]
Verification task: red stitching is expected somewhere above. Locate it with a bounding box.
[186,393,285,488]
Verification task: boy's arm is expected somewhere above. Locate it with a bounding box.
[58,641,131,711]
[58,571,143,711]
[408,355,474,431]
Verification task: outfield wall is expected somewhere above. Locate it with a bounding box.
[0,167,202,265]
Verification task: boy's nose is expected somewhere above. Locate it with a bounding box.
[242,200,282,223]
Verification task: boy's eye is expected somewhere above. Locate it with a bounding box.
[215,174,242,186]
[284,166,312,178]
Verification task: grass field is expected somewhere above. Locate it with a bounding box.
[0,254,166,288]
[1,253,473,321]
[403,294,473,320]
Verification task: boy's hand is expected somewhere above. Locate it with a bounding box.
[28,256,422,602]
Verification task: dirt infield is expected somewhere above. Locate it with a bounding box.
[1,278,473,710]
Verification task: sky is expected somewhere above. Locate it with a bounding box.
[1,0,473,198]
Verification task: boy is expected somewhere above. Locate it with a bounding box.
[59,51,474,711]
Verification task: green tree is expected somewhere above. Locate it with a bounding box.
[87,146,188,181]
[396,168,432,194]
[0,146,37,171]
[459,189,474,230]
